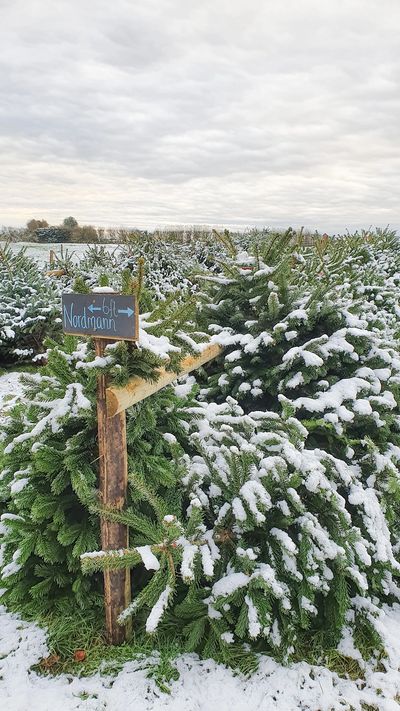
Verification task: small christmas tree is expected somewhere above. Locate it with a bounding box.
[198,230,400,528]
[0,290,208,617]
[0,243,61,362]
[81,397,400,663]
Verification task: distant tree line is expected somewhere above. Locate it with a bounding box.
[0,218,219,244]
[0,217,110,243]
[0,220,325,247]
[27,216,99,243]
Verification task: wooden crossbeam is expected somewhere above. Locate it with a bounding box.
[46,268,66,277]
[106,343,223,417]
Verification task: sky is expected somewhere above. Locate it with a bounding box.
[1,0,399,232]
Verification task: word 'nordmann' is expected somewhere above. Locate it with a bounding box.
[63,302,117,333]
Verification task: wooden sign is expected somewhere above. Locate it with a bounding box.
[62,293,138,341]
[68,290,223,644]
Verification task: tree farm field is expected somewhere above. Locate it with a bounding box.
[0,229,400,711]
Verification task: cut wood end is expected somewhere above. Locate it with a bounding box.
[106,389,121,419]
[46,269,66,277]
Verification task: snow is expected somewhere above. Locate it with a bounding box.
[253,564,291,607]
[162,432,177,444]
[91,286,115,293]
[174,375,196,398]
[245,595,261,638]
[290,375,377,415]
[287,308,308,322]
[283,346,324,368]
[180,540,198,581]
[1,604,400,710]
[286,372,304,389]
[0,241,107,265]
[80,549,126,560]
[4,382,91,453]
[1,550,22,578]
[81,546,161,571]
[200,544,215,577]
[0,371,21,425]
[237,546,258,561]
[212,572,249,597]
[146,585,172,633]
[136,546,160,571]
[138,322,181,359]
[76,354,114,369]
[285,330,298,341]
[10,477,29,495]
[232,497,247,521]
[239,480,272,523]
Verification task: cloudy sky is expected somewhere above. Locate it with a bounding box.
[1,0,399,231]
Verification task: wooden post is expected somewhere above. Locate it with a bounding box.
[95,338,131,644]
[49,249,55,266]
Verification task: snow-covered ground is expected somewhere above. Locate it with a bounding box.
[1,604,400,711]
[0,241,120,266]
[0,371,21,423]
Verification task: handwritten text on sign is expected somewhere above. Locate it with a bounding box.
[62,293,138,341]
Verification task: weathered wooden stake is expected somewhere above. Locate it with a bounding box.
[95,338,131,644]
[92,337,221,643]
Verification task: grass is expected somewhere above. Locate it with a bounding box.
[30,608,182,692]
[289,623,387,685]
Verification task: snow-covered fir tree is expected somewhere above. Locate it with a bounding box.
[199,230,400,537]
[0,243,62,362]
[0,289,207,616]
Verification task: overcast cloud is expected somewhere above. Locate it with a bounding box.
[1,0,399,231]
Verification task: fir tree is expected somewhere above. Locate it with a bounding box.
[81,398,400,663]
[0,242,62,362]
[0,291,208,617]
[198,230,400,539]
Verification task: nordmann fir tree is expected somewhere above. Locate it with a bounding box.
[0,242,62,362]
[198,229,400,536]
[81,395,400,664]
[0,340,101,615]
[0,272,208,618]
[80,230,400,668]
